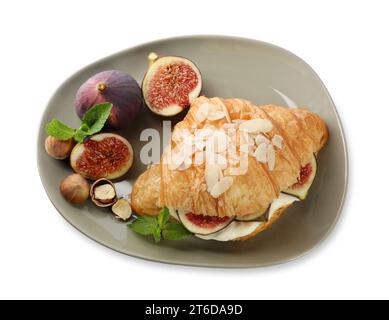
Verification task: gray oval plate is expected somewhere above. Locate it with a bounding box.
[37,35,348,268]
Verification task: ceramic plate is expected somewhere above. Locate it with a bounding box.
[37,36,348,268]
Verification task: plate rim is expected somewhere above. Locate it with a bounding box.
[37,35,349,268]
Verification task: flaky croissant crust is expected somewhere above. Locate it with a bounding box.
[132,97,328,219]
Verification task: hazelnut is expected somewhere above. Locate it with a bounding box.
[45,136,75,160]
[112,198,132,221]
[60,174,90,204]
[90,178,117,207]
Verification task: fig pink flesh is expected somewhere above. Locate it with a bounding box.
[147,63,198,110]
[75,137,130,180]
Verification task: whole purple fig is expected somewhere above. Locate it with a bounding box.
[75,70,142,129]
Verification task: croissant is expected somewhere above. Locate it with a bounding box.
[131,97,328,241]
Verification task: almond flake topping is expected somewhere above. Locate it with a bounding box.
[196,103,209,123]
[272,134,283,149]
[207,109,226,121]
[205,164,223,192]
[239,118,273,133]
[255,134,271,146]
[254,143,268,163]
[267,144,276,171]
[210,176,234,198]
[214,98,231,123]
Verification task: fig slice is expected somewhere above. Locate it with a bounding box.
[177,209,233,235]
[70,133,134,180]
[196,221,263,241]
[199,193,299,241]
[142,53,202,116]
[284,155,317,200]
[235,193,299,222]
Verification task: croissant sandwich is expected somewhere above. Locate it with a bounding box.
[131,97,328,241]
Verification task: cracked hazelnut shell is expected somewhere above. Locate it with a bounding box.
[90,178,117,207]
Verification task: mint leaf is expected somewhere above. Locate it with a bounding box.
[45,119,75,141]
[162,223,193,240]
[74,124,90,142]
[158,207,170,229]
[128,207,192,242]
[45,103,112,144]
[128,216,157,236]
[82,103,113,135]
[153,226,162,243]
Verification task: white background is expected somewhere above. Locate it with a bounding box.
[1,0,388,300]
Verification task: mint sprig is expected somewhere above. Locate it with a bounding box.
[45,119,75,141]
[162,223,193,240]
[128,207,193,242]
[81,103,113,135]
[45,103,113,143]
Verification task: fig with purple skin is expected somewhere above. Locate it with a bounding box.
[142,53,202,116]
[75,70,142,129]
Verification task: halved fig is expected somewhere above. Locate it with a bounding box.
[199,193,299,241]
[70,133,134,180]
[267,193,299,220]
[285,155,317,200]
[235,193,298,222]
[197,221,263,241]
[142,52,202,116]
[177,210,233,235]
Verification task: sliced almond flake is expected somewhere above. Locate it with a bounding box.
[255,134,271,146]
[254,143,268,163]
[267,144,276,171]
[205,164,223,192]
[272,134,283,149]
[195,103,209,123]
[239,118,273,133]
[207,109,226,121]
[215,98,231,123]
[232,119,245,124]
[210,176,234,198]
